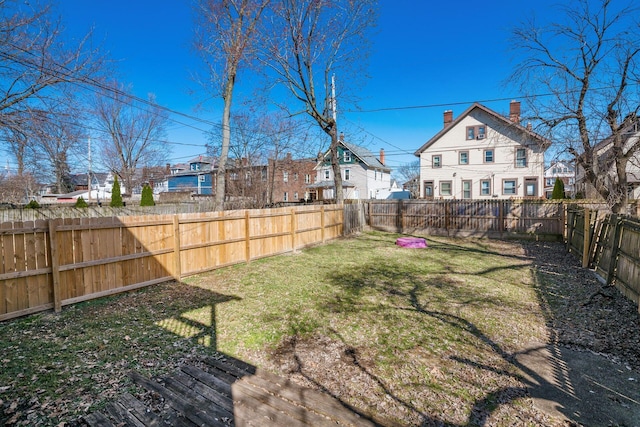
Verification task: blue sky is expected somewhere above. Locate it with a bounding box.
[59,0,558,173]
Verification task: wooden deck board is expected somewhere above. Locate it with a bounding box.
[103,402,146,427]
[117,393,181,427]
[232,377,338,427]
[83,411,115,427]
[128,371,231,427]
[171,369,234,413]
[83,354,380,427]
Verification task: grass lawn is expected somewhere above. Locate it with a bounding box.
[0,231,553,426]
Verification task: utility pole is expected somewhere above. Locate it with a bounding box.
[87,137,92,202]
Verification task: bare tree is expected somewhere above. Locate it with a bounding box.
[0,173,38,204]
[397,160,420,199]
[0,0,103,143]
[31,106,86,193]
[194,0,271,210]
[93,82,169,195]
[264,0,376,204]
[510,0,640,213]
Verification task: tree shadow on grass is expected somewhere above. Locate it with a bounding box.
[301,251,566,426]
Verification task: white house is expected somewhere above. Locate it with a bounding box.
[544,161,575,198]
[575,118,640,201]
[414,101,549,200]
[310,137,392,200]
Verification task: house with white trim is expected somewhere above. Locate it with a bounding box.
[309,137,392,200]
[414,101,549,200]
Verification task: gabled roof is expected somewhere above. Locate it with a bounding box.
[413,102,550,156]
[319,140,391,172]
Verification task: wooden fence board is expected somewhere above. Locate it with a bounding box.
[34,219,51,307]
[3,222,16,314]
[0,204,349,321]
[24,221,38,309]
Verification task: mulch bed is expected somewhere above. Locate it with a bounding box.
[525,241,640,372]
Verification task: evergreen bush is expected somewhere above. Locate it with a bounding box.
[551,178,565,199]
[140,184,155,206]
[75,197,88,208]
[110,176,123,207]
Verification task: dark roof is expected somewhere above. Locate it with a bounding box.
[414,102,550,156]
[320,140,391,172]
[188,155,215,165]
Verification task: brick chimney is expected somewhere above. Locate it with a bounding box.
[443,110,453,127]
[379,148,385,165]
[509,100,521,124]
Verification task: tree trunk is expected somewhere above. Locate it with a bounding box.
[328,125,343,204]
[215,75,235,211]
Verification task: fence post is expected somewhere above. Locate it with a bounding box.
[290,208,296,252]
[562,202,567,243]
[445,201,450,235]
[499,202,505,237]
[398,200,404,233]
[605,215,622,285]
[582,208,590,268]
[245,210,251,263]
[48,219,62,313]
[173,215,181,280]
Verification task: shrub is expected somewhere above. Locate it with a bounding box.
[75,197,89,208]
[140,184,155,206]
[551,178,565,199]
[110,176,123,207]
[25,200,40,209]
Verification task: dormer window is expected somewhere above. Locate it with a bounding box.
[191,163,201,171]
[343,150,352,162]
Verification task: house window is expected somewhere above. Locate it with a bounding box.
[462,180,472,199]
[344,169,350,180]
[198,175,205,182]
[324,170,330,180]
[459,151,469,165]
[191,163,201,171]
[283,192,288,201]
[374,170,377,180]
[294,172,298,181]
[515,148,527,167]
[440,181,452,196]
[503,179,517,195]
[466,125,486,140]
[546,178,554,186]
[424,181,434,198]
[294,192,298,200]
[304,174,311,184]
[261,169,267,181]
[283,171,289,182]
[432,155,442,168]
[525,178,538,197]
[480,180,491,196]
[484,149,494,163]
[343,150,352,162]
[231,172,238,180]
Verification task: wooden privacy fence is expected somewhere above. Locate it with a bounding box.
[567,208,640,311]
[0,205,345,321]
[366,200,564,239]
